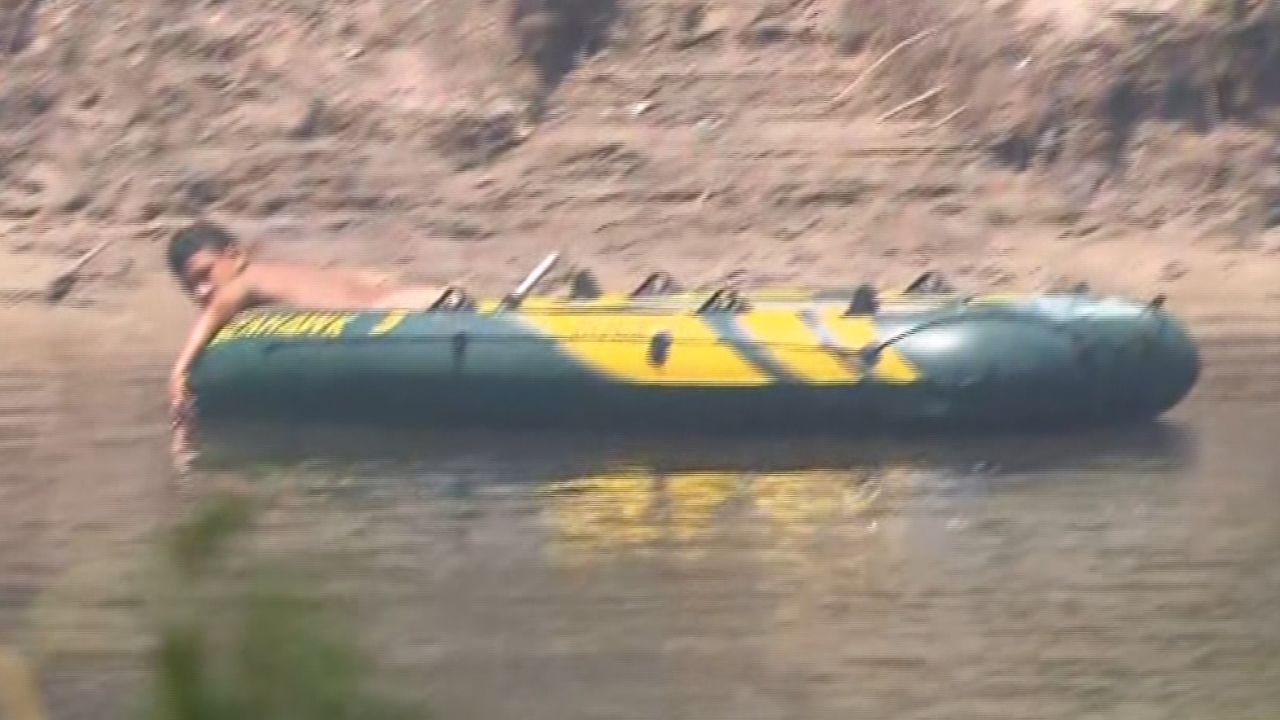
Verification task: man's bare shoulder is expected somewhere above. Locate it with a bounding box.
[245,262,389,283]
[238,262,397,307]
[200,273,257,318]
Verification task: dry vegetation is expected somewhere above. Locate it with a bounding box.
[2,0,1280,306]
[832,0,1280,160]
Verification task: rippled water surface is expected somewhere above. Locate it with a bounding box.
[3,368,1279,719]
[191,407,1280,720]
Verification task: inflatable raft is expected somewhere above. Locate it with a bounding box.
[188,267,1200,431]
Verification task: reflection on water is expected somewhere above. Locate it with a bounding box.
[539,468,889,556]
[17,407,1280,720]
[194,420,1197,566]
[181,412,1280,720]
[195,419,1195,476]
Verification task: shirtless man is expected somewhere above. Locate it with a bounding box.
[166,222,444,459]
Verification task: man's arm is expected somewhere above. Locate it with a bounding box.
[169,280,253,402]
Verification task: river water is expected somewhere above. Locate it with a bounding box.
[2,324,1279,719]
[191,407,1280,720]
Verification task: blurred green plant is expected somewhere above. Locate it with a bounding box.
[142,492,427,720]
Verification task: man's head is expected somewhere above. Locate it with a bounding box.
[167,223,247,305]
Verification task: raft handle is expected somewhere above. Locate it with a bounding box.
[500,251,561,310]
[568,270,602,300]
[903,271,954,295]
[648,331,673,367]
[697,287,750,313]
[451,332,469,372]
[843,284,880,316]
[631,272,682,298]
[428,286,476,312]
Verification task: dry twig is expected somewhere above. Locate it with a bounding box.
[876,85,945,122]
[831,27,938,107]
[930,104,968,128]
[45,239,112,303]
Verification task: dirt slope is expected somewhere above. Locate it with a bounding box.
[1,0,1278,339]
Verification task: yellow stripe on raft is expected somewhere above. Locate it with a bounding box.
[734,311,858,384]
[811,309,920,384]
[369,310,408,335]
[501,294,637,312]
[519,309,921,386]
[519,314,771,385]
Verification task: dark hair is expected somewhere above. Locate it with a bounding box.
[167,222,237,279]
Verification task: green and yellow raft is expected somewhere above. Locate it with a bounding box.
[188,280,1200,431]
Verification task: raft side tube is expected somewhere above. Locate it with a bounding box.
[188,293,1200,429]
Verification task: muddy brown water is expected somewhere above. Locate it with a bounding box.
[1,327,1279,720]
